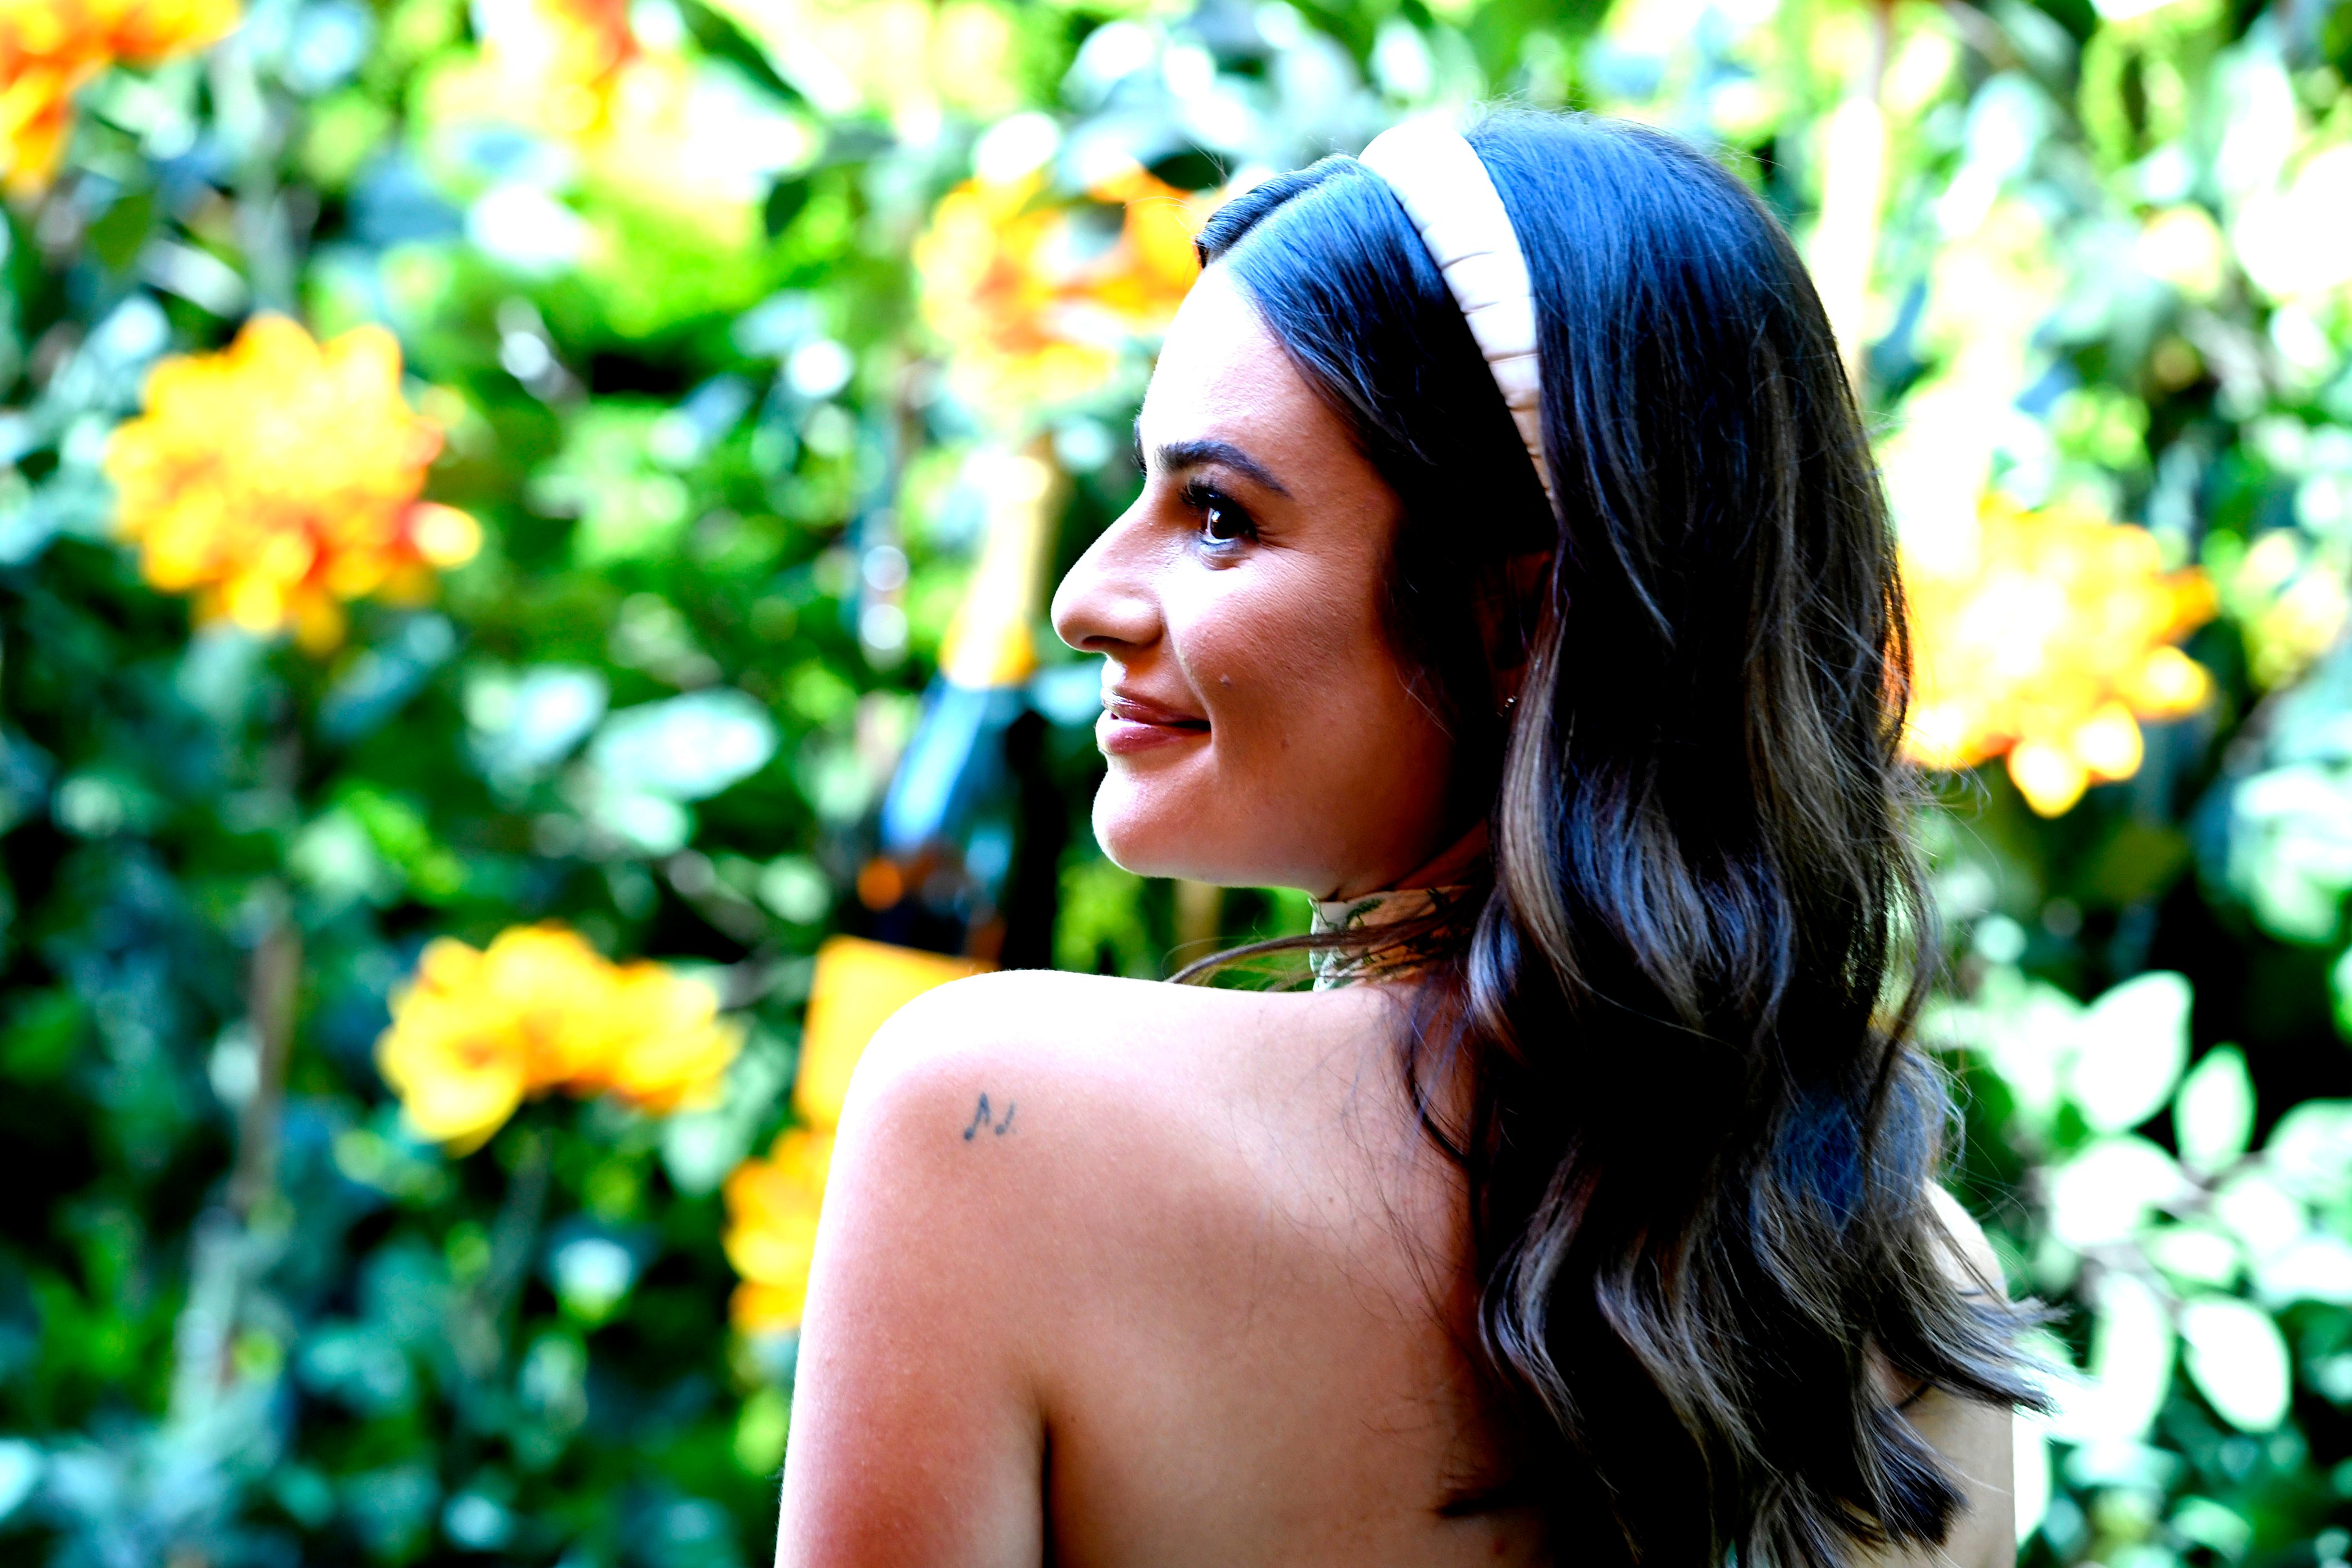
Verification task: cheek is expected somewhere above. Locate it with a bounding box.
[1178,559,1424,764]
[1178,577,1314,733]
[1141,558,1456,882]
[1162,567,1316,776]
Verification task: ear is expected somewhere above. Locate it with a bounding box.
[1480,549,1556,711]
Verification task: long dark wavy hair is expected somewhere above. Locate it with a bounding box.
[1182,110,2040,1566]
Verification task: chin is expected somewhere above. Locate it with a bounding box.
[1090,777,1190,879]
[1092,773,1257,885]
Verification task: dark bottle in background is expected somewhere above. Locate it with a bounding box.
[860,443,1067,966]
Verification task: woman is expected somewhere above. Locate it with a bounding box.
[776,108,2039,1567]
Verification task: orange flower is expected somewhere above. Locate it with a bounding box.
[473,0,637,136]
[533,0,635,86]
[376,923,741,1152]
[723,1126,832,1334]
[0,0,238,195]
[1903,500,2216,815]
[914,161,1218,412]
[1085,162,1215,328]
[419,0,678,161]
[105,315,480,652]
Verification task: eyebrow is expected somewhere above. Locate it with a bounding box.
[1133,420,1293,498]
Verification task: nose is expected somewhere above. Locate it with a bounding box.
[1050,503,1161,656]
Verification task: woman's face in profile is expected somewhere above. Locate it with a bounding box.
[1050,264,1460,899]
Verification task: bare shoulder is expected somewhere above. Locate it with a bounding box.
[847,968,1182,1093]
[1858,1186,2018,1568]
[779,973,1222,1564]
[823,969,1427,1311]
[841,969,1245,1150]
[825,970,1187,1240]
[1925,1183,2009,1299]
[828,973,1321,1244]
[840,969,1396,1160]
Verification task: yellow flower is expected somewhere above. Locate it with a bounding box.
[376,926,611,1151]
[376,933,562,1153]
[105,315,480,652]
[422,0,743,187]
[375,923,741,1152]
[793,935,989,1128]
[0,0,238,196]
[453,0,638,139]
[575,960,743,1115]
[416,0,800,301]
[1902,500,2217,816]
[1075,162,1217,336]
[722,1126,832,1334]
[717,935,987,1334]
[914,161,1217,413]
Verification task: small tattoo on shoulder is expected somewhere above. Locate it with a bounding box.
[962,1093,1017,1141]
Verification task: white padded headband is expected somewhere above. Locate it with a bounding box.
[1356,117,1552,504]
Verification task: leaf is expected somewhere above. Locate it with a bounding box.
[2336,945,2352,1040]
[2263,1099,2352,1204]
[2253,1235,2352,1306]
[2212,1170,2307,1260]
[0,1438,39,1522]
[84,189,156,273]
[0,989,84,1083]
[297,1323,416,1415]
[583,789,694,856]
[2175,1045,2255,1173]
[2047,1135,2187,1248]
[2014,1412,2052,1544]
[2170,1498,2253,1561]
[342,1462,439,1558]
[547,1234,637,1323]
[661,1032,791,1197]
[2145,1223,2240,1291]
[590,689,779,802]
[2066,970,2192,1133]
[2047,1269,2173,1444]
[763,176,810,239]
[677,0,806,108]
[468,665,611,785]
[318,614,457,742]
[2179,1297,2291,1432]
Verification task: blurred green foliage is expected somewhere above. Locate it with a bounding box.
[0,0,2349,1561]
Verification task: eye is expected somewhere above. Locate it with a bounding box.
[1182,480,1257,546]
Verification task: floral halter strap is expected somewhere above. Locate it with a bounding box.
[1307,884,1478,990]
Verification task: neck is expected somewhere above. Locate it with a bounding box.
[1324,822,1490,902]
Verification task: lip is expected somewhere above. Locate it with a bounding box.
[1097,688,1210,756]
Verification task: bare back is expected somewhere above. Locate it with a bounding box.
[775,970,2015,1567]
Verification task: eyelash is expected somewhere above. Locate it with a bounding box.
[1179,479,1257,548]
